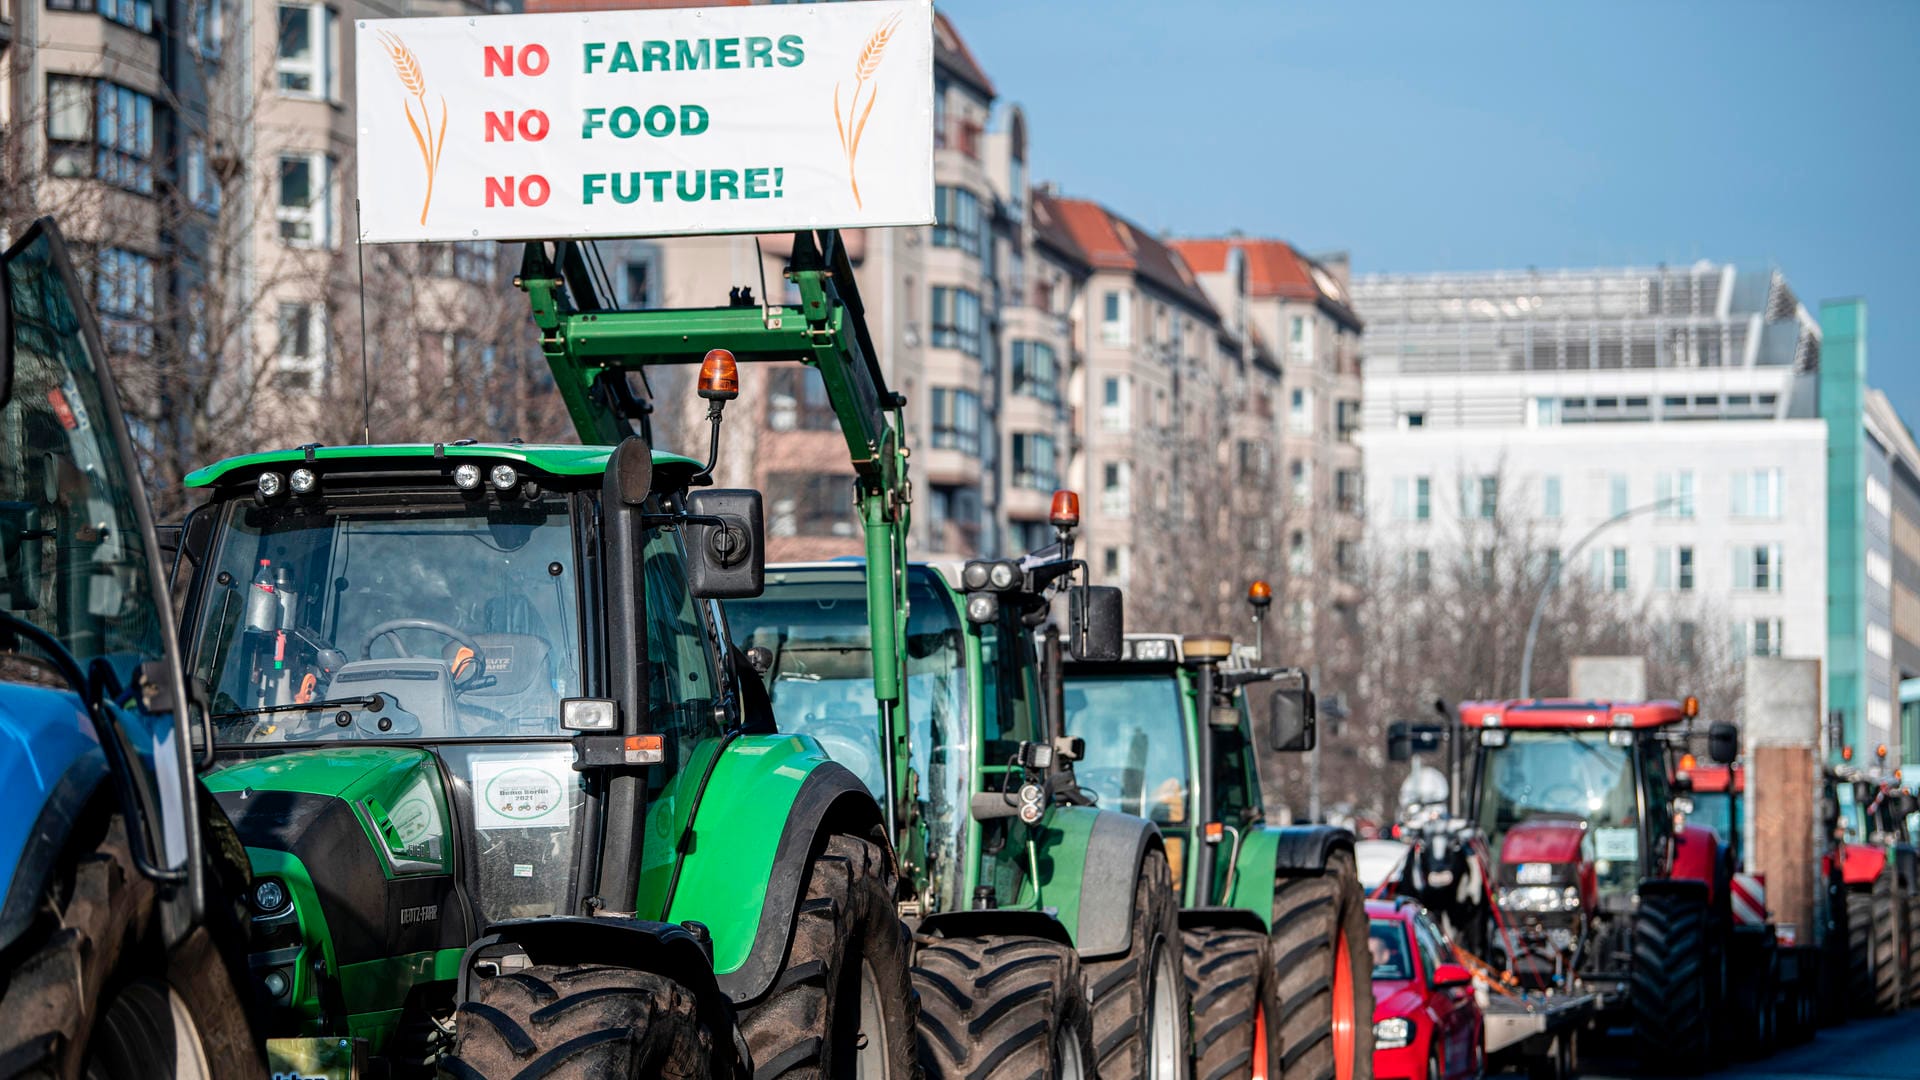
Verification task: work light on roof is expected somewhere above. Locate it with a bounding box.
[289,468,316,494]
[453,463,482,490]
[698,349,739,401]
[257,471,284,498]
[961,562,991,591]
[965,593,998,624]
[1132,638,1173,662]
[490,464,519,491]
[988,561,1017,590]
[1049,490,1080,529]
[1248,579,1273,608]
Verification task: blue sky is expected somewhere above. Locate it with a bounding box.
[950,0,1920,420]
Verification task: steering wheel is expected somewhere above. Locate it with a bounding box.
[360,618,488,689]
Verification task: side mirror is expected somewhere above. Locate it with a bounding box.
[1707,721,1739,765]
[1068,585,1122,661]
[1,253,12,408]
[1387,720,1445,762]
[1431,962,1473,988]
[684,488,764,599]
[1270,672,1316,752]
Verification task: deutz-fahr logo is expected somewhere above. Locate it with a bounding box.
[399,904,439,926]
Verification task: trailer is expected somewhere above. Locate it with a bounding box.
[1480,988,1597,1080]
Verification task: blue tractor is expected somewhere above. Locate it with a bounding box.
[0,220,261,1075]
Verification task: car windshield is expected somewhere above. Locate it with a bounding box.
[1368,920,1413,981]
[194,492,581,743]
[1478,730,1639,897]
[1062,671,1189,825]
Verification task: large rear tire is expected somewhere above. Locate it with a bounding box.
[1271,850,1372,1080]
[442,964,727,1078]
[1846,876,1902,1016]
[737,834,918,1079]
[913,934,1095,1079]
[1083,848,1190,1080]
[1630,889,1718,1072]
[1182,925,1273,1080]
[1907,893,1920,1007]
[0,815,262,1079]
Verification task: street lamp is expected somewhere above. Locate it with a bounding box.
[1517,496,1683,698]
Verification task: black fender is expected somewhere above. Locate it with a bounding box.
[1271,823,1355,877]
[458,917,723,1005]
[1075,808,1163,960]
[1638,877,1712,906]
[0,749,107,951]
[715,760,888,1004]
[1177,906,1268,935]
[918,909,1075,949]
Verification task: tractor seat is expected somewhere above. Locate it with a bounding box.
[454,633,560,733]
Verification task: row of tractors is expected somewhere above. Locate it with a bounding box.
[0,216,1375,1080]
[1375,687,1920,1077]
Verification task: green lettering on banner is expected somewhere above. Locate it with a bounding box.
[582,173,606,204]
[674,38,709,70]
[583,42,605,74]
[777,34,804,67]
[682,105,709,136]
[714,37,740,70]
[745,167,770,199]
[709,169,740,199]
[642,40,669,71]
[746,37,773,68]
[612,173,643,205]
[583,169,787,203]
[609,41,638,73]
[676,170,706,201]
[645,170,671,201]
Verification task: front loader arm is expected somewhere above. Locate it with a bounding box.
[518,231,913,836]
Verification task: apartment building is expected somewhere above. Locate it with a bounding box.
[1354,263,1829,698]
[1173,238,1364,644]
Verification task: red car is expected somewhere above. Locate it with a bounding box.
[1368,897,1485,1080]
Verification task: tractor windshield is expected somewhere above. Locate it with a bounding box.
[727,565,969,900]
[1061,671,1190,826]
[193,493,583,742]
[1477,731,1641,899]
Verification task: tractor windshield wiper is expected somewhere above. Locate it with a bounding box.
[213,693,388,720]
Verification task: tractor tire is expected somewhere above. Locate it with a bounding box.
[0,814,263,1080]
[1630,888,1718,1071]
[1846,877,1902,1016]
[1083,848,1190,1080]
[913,934,1096,1079]
[1271,849,1373,1080]
[442,965,728,1079]
[736,834,919,1079]
[1907,894,1920,1007]
[1182,925,1274,1080]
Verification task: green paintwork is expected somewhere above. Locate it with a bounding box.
[655,733,840,975]
[1218,827,1282,931]
[1822,299,1868,764]
[184,443,702,489]
[205,747,454,878]
[243,847,335,1027]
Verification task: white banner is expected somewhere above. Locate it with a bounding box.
[354,0,933,244]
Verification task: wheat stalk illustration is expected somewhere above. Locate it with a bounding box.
[376,30,447,226]
[833,11,901,209]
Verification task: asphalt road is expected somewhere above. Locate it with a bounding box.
[1579,1013,1920,1079]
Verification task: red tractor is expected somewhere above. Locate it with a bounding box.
[1461,697,1752,1071]
[1820,763,1919,1016]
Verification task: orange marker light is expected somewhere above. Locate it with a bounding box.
[1679,753,1697,772]
[1683,695,1699,719]
[1050,490,1081,528]
[625,734,666,765]
[1843,746,1855,762]
[1248,579,1273,608]
[1877,743,1889,761]
[698,349,739,401]
[1203,821,1225,843]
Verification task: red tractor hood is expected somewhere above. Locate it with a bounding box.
[1501,819,1588,864]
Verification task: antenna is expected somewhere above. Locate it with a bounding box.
[354,198,371,445]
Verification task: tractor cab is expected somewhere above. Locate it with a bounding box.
[1674,760,1746,868]
[1462,698,1737,1000]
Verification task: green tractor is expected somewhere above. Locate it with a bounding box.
[726,506,1192,1079]
[1062,584,1373,1080]
[168,233,927,1077]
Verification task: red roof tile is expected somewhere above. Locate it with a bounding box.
[1037,192,1215,317]
[1172,236,1362,331]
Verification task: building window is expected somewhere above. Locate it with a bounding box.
[1608,473,1629,517]
[428,241,498,285]
[932,186,985,259]
[929,387,981,455]
[1656,470,1695,518]
[1543,547,1563,582]
[1735,544,1783,592]
[1336,540,1357,581]
[1401,411,1426,429]
[1335,468,1362,515]
[1289,531,1311,575]
[1732,468,1784,518]
[1867,475,1892,518]
[1410,549,1432,593]
[1011,341,1059,405]
[277,4,340,98]
[768,473,855,538]
[768,366,837,432]
[1238,440,1271,480]
[1103,546,1128,578]
[622,258,652,307]
[1868,549,1893,589]
[1463,475,1497,520]
[1288,314,1311,359]
[1102,461,1130,517]
[1735,618,1784,659]
[183,135,221,213]
[1868,622,1893,660]
[1542,475,1562,519]
[278,152,335,248]
[1335,399,1360,442]
[1655,545,1695,591]
[930,286,983,359]
[50,0,155,34]
[1591,547,1628,591]
[46,79,155,194]
[94,248,156,356]
[1289,388,1312,435]
[193,0,224,59]
[1532,397,1561,426]
[1101,290,1130,347]
[1290,459,1312,507]
[1011,434,1058,491]
[1100,376,1129,432]
[1674,621,1698,664]
[274,302,326,392]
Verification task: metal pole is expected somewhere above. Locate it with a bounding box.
[1517,496,1681,698]
[1308,661,1322,823]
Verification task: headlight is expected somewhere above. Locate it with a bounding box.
[1497,885,1582,913]
[1373,1017,1413,1049]
[253,878,289,914]
[490,464,518,490]
[453,463,482,490]
[988,561,1017,590]
[256,471,285,498]
[289,467,317,494]
[965,593,999,624]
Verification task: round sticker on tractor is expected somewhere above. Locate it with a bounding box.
[488,767,562,819]
[471,755,573,830]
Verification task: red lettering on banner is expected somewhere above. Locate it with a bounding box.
[483,44,548,77]
[485,110,549,142]
[485,176,550,208]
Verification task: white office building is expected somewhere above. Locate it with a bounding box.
[1353,263,1828,680]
